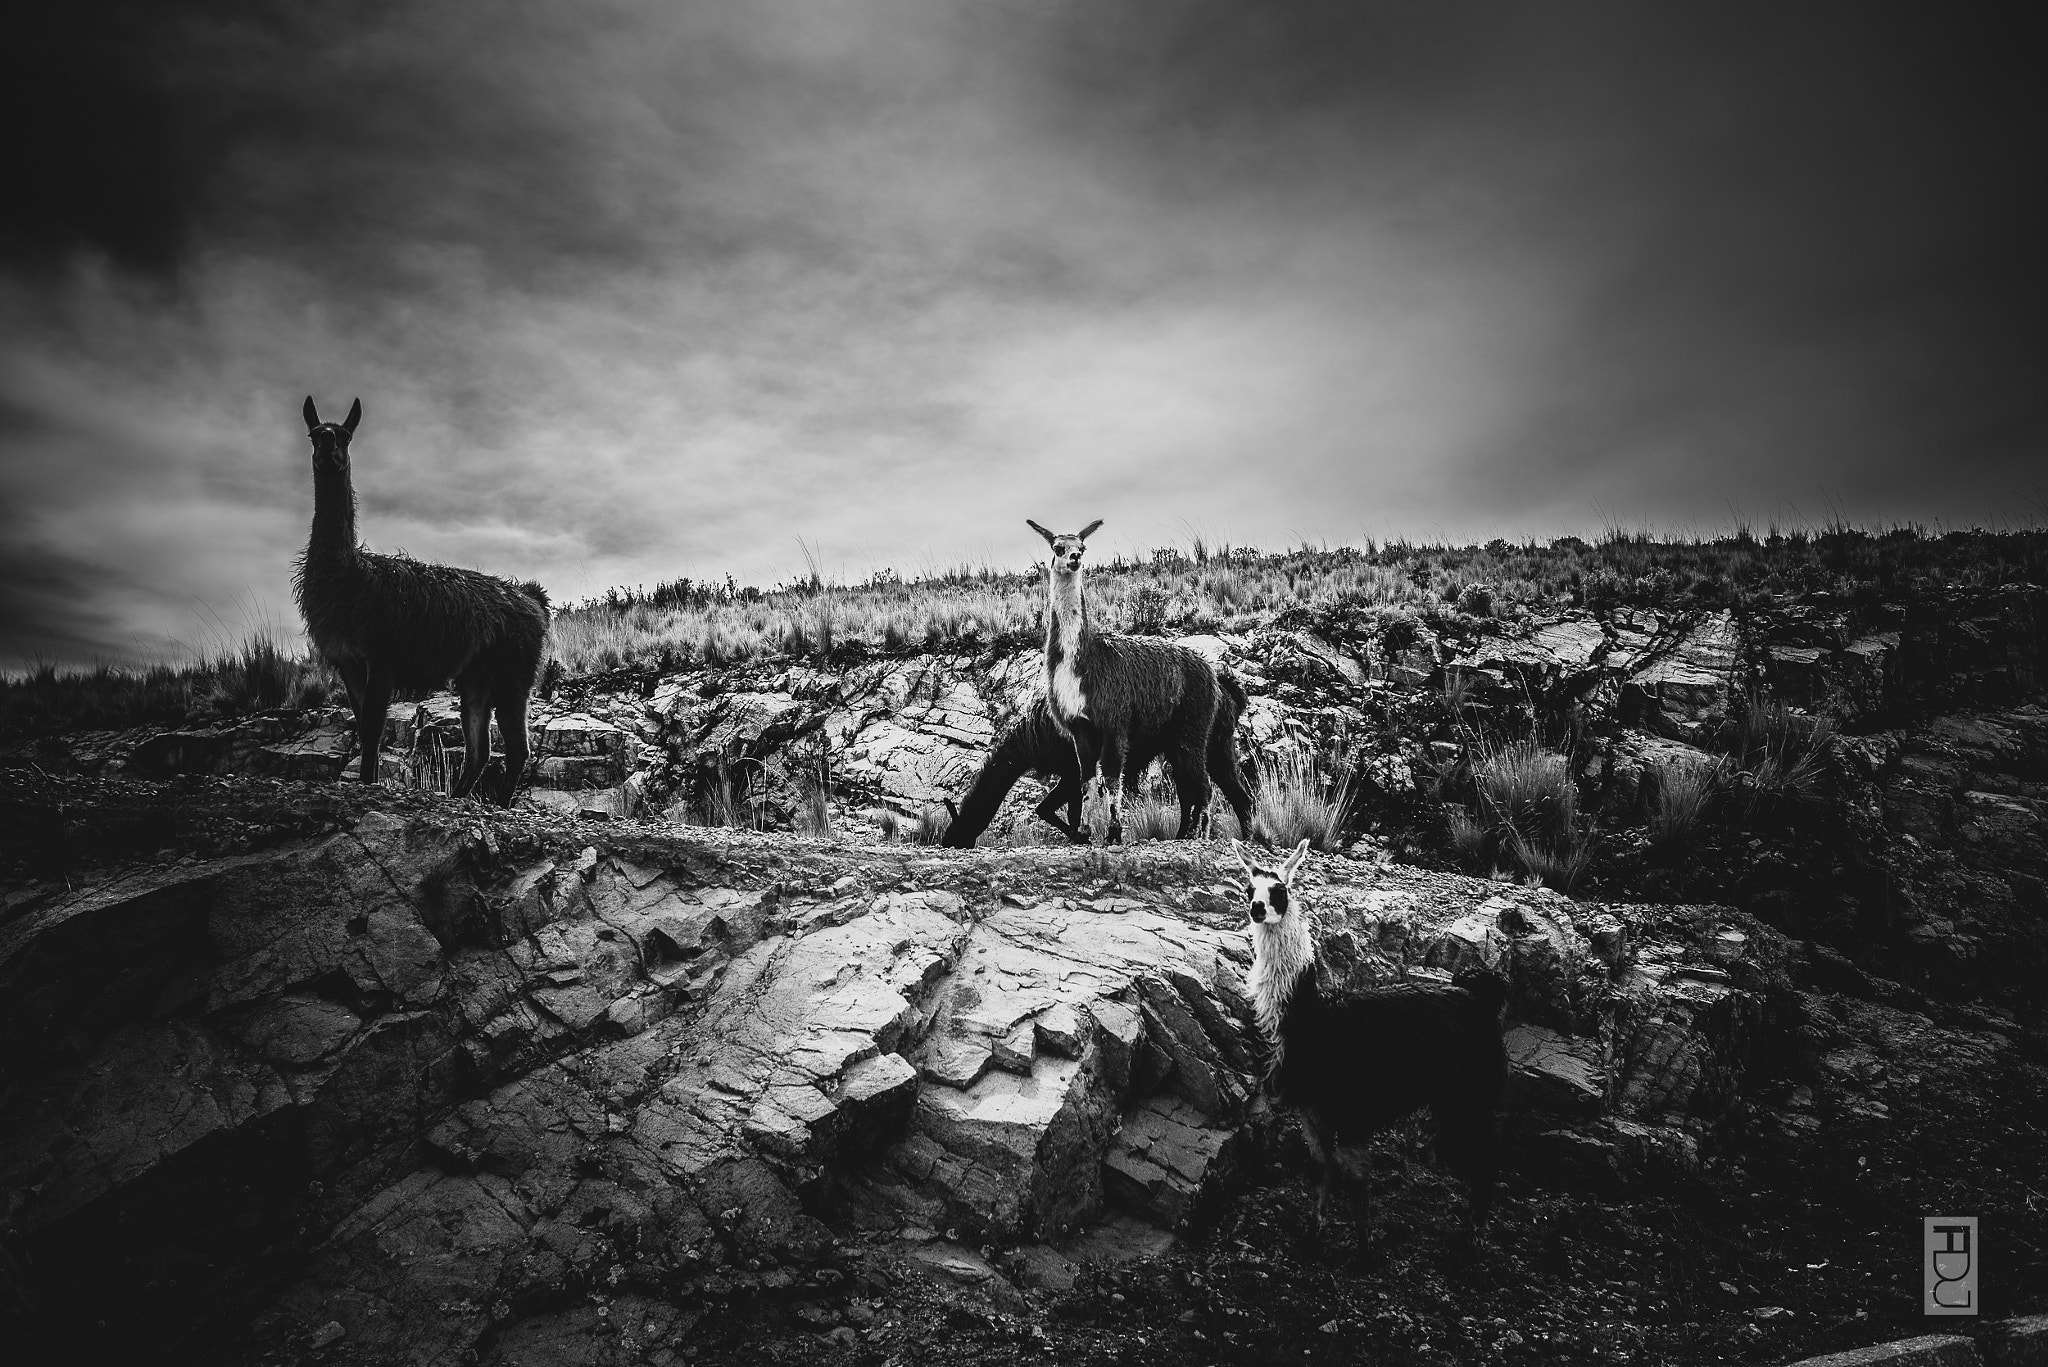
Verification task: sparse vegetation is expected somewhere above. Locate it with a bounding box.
[681,756,771,831]
[1472,739,1578,844]
[877,802,950,845]
[10,523,2047,738]
[793,741,834,839]
[1647,754,1725,861]
[1250,749,1355,850]
[1129,793,1182,843]
[532,523,2048,678]
[1728,699,1835,817]
[1458,738,1595,889]
[0,632,342,741]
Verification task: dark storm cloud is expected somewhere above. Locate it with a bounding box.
[3,1,2045,667]
[4,3,204,272]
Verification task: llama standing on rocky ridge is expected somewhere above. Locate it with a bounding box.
[1025,517,1241,843]
[1239,839,1507,1245]
[295,397,551,807]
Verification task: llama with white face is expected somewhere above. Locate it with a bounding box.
[1238,839,1508,1246]
[1025,518,1249,843]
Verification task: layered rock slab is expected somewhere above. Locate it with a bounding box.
[1,784,1797,1363]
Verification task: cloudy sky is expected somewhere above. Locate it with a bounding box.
[3,1,2043,668]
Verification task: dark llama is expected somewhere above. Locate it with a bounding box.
[1240,839,1507,1248]
[294,397,551,806]
[942,671,1256,847]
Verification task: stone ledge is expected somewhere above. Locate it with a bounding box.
[1785,1333,1980,1367]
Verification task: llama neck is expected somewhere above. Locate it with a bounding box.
[1247,913,1317,1045]
[952,727,1038,835]
[1045,568,1092,663]
[307,462,361,566]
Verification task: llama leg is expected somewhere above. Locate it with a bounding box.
[450,675,494,799]
[1171,740,1212,839]
[1066,720,1101,842]
[1443,1107,1498,1242]
[1036,776,1087,842]
[1349,1161,1376,1261]
[1210,724,1255,839]
[354,661,393,786]
[1426,1102,1492,1246]
[335,657,365,716]
[333,657,366,776]
[1099,732,1127,844]
[492,686,531,808]
[1305,1114,1338,1237]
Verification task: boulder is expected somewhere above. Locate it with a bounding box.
[1631,612,1742,731]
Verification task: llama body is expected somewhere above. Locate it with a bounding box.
[942,674,1255,848]
[1240,841,1507,1242]
[295,397,550,806]
[1027,518,1241,843]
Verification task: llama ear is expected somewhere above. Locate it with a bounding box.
[1078,519,1103,541]
[1025,519,1057,547]
[1281,838,1311,881]
[1230,840,1255,879]
[343,398,362,434]
[303,396,320,432]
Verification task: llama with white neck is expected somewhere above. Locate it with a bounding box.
[1238,839,1507,1247]
[1026,518,1246,843]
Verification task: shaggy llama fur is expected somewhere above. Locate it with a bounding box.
[1025,517,1242,843]
[294,397,550,807]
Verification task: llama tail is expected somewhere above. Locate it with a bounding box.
[519,580,552,612]
[1452,967,1508,1018]
[1218,668,1248,715]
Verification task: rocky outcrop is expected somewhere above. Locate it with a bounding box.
[0,780,1796,1361]
[1784,1317,2048,1367]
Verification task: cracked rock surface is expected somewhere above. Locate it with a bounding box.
[0,776,1800,1363]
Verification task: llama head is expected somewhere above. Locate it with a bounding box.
[1236,838,1314,1030]
[1234,838,1311,927]
[303,396,362,471]
[1026,519,1103,576]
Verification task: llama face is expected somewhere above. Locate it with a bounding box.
[303,396,362,472]
[1026,518,1104,576]
[1234,838,1311,924]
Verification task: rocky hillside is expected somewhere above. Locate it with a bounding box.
[25,579,2047,1003]
[2,567,2046,1366]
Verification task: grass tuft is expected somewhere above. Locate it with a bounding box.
[1463,738,1592,889]
[1729,700,1834,813]
[1647,754,1724,861]
[1472,739,1578,845]
[1250,750,1354,851]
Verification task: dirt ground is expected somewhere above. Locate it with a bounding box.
[662,1041,2047,1367]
